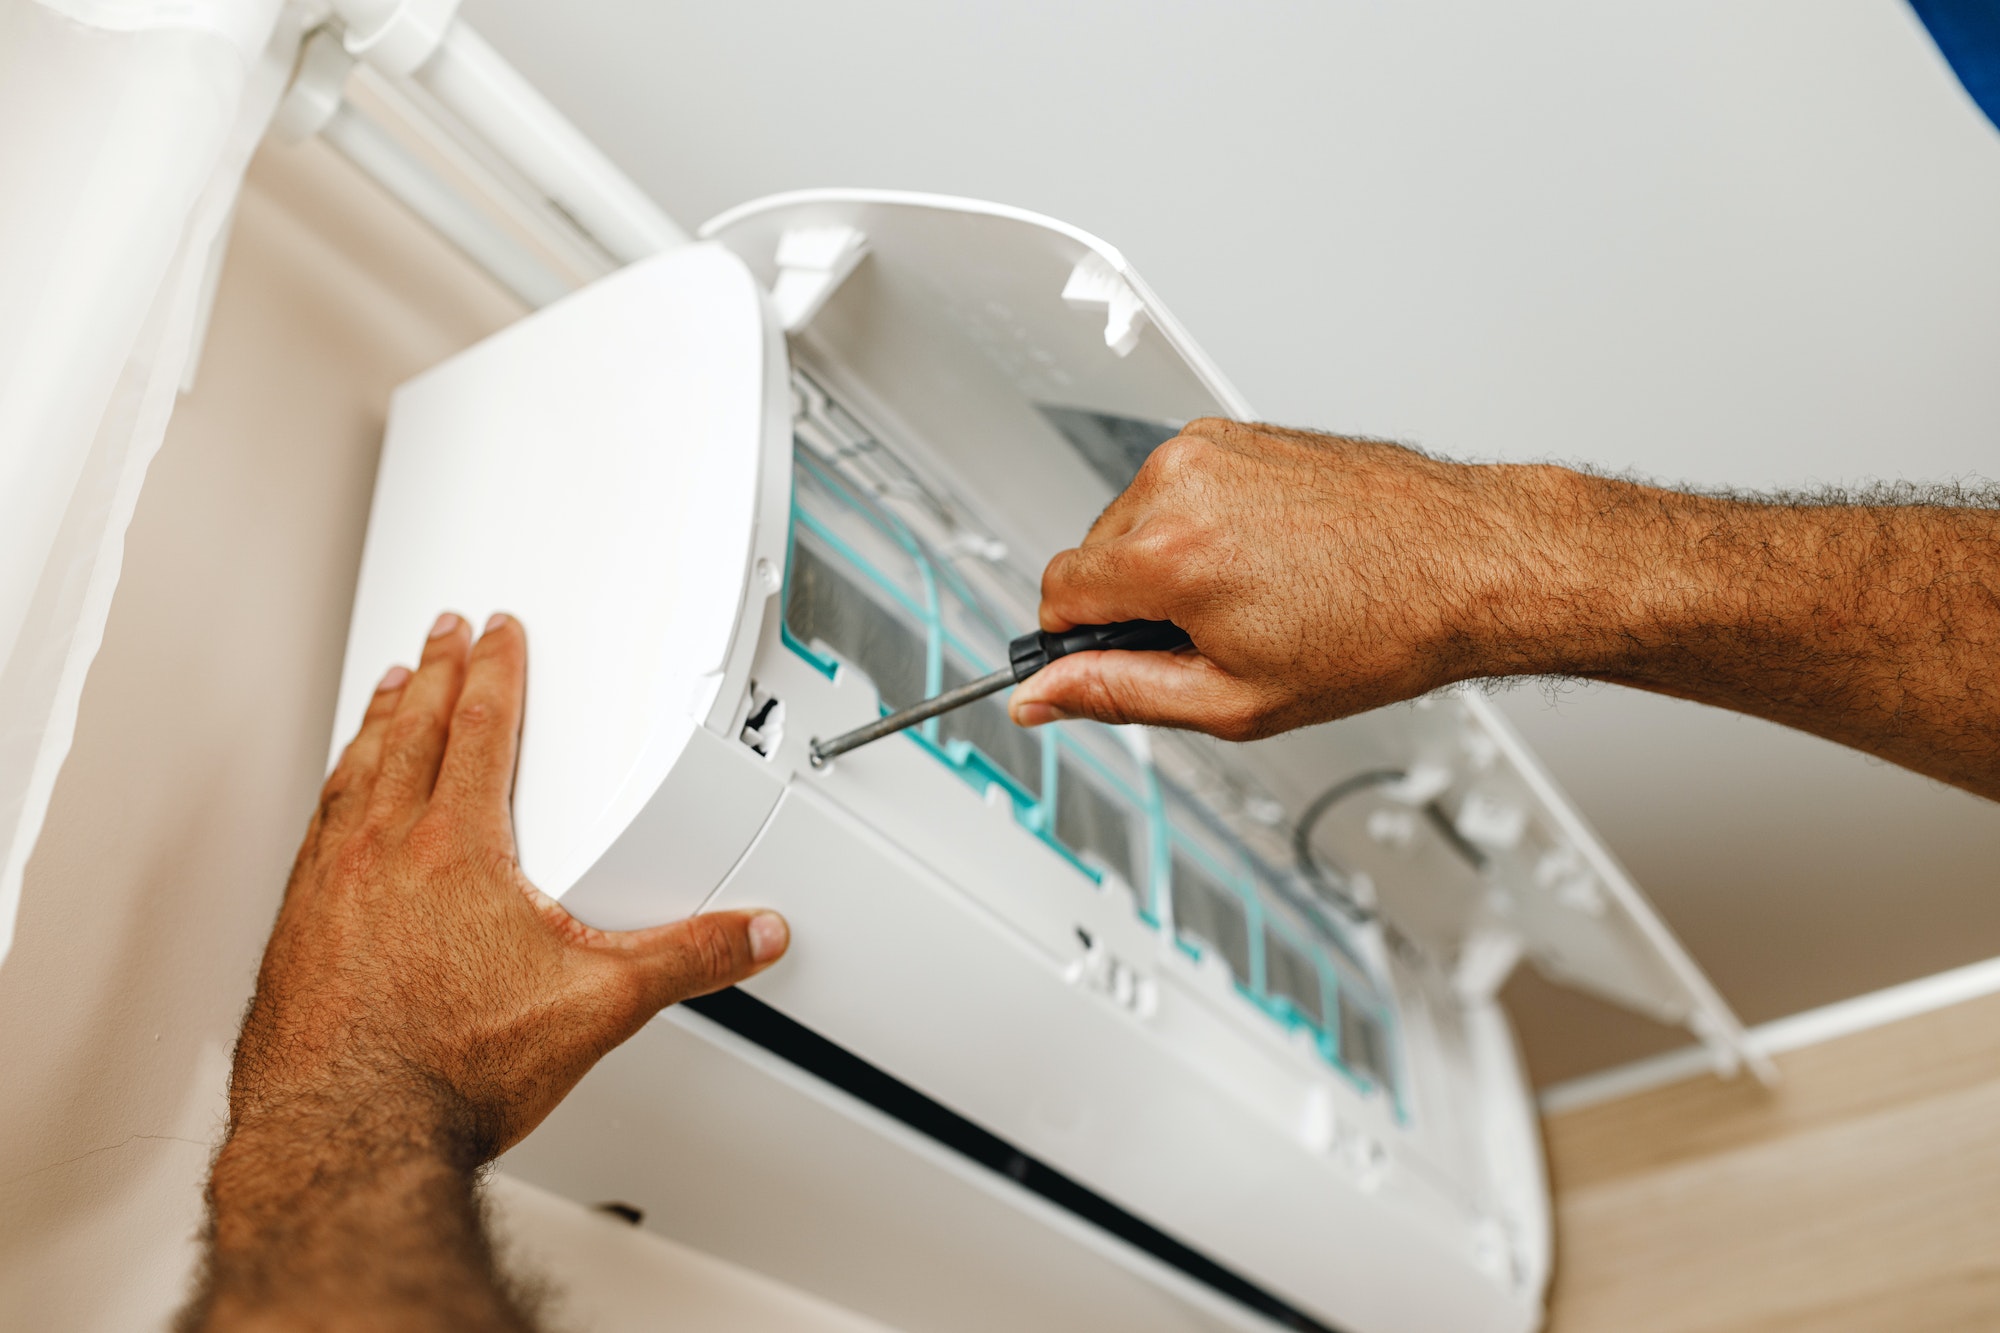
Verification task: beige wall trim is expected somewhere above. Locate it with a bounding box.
[1540,952,2000,1115]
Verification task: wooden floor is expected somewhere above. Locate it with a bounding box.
[1540,989,2000,1333]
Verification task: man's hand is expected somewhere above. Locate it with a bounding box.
[1009,418,2000,801]
[183,612,788,1331]
[1009,419,1570,740]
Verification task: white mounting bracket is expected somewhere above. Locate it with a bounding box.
[271,26,357,143]
[1062,252,1149,357]
[337,0,463,76]
[769,225,870,332]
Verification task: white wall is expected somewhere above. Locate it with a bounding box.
[0,134,516,1331]
[461,0,2000,1076]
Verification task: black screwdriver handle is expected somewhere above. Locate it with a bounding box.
[809,619,1193,767]
[1007,619,1192,682]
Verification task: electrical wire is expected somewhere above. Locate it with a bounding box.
[1290,769,1402,923]
[1292,767,1490,924]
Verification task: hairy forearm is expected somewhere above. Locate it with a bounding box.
[1485,468,2000,798]
[1020,419,1999,792]
[181,612,786,1331]
[181,1094,535,1333]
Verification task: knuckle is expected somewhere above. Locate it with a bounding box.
[327,829,386,885]
[453,698,496,734]
[1041,548,1080,597]
[317,770,355,813]
[1141,431,1212,484]
[1128,516,1204,576]
[384,706,437,750]
[400,815,460,869]
[470,842,518,886]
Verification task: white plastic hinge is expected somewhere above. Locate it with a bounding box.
[1455,791,1527,851]
[337,0,461,75]
[1061,253,1148,357]
[1453,927,1525,1001]
[1382,763,1453,806]
[1365,807,1419,850]
[770,225,869,332]
[1532,842,1603,915]
[734,682,784,759]
[1556,873,1605,917]
[271,27,357,143]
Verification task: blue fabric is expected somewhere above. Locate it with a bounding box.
[1910,0,2000,131]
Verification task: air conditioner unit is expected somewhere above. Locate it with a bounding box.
[330,192,1755,1333]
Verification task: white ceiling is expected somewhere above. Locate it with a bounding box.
[460,0,2000,1070]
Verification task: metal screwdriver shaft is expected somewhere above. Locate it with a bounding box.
[807,619,1191,768]
[807,666,1015,767]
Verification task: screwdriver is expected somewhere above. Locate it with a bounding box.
[807,619,1192,767]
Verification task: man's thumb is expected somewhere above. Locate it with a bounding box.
[623,909,789,1011]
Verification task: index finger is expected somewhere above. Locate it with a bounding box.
[318,664,413,835]
[430,613,528,822]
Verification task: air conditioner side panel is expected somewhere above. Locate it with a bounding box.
[560,725,784,931]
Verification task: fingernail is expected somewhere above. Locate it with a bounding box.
[377,664,412,691]
[428,612,460,639]
[1011,701,1069,728]
[483,611,511,634]
[747,912,789,964]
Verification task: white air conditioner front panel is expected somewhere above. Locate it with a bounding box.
[705,780,1530,1333]
[330,243,787,899]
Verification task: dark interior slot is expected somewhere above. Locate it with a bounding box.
[937,658,1042,796]
[1055,755,1139,888]
[786,540,928,711]
[1264,927,1324,1027]
[1037,404,1184,492]
[1170,851,1252,983]
[1339,999,1390,1091]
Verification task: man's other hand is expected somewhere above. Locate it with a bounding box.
[187,612,789,1330]
[233,610,789,1158]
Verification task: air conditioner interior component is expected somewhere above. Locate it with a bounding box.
[330,191,1754,1333]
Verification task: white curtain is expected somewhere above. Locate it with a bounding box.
[0,0,295,963]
